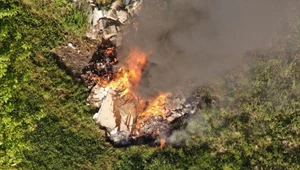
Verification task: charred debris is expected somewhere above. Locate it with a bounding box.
[84,41,202,147]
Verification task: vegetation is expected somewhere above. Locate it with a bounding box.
[0,0,103,169]
[1,0,299,169]
[111,39,300,169]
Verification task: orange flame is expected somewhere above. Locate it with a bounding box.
[139,94,167,118]
[106,47,148,97]
[105,47,115,55]
[136,94,167,130]
[126,48,148,87]
[103,47,168,133]
[160,138,166,149]
[152,128,160,138]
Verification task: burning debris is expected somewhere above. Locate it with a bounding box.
[84,46,201,147]
[81,0,143,88]
[81,40,118,88]
[52,0,142,84]
[82,0,202,147]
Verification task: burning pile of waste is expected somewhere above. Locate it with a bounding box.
[84,45,201,147]
[81,40,118,89]
[81,0,202,147]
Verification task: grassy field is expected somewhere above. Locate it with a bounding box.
[0,0,299,169]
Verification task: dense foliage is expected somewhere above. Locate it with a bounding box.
[0,0,103,168]
[1,0,299,169]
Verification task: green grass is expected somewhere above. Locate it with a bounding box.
[1,0,299,169]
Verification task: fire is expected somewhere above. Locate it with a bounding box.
[160,138,166,149]
[126,48,148,87]
[102,47,167,136]
[106,47,148,97]
[136,93,167,130]
[105,47,114,55]
[152,128,160,138]
[139,94,167,118]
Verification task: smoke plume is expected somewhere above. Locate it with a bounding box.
[122,0,294,96]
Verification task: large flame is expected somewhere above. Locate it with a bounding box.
[108,48,148,97]
[139,94,167,118]
[160,138,166,149]
[135,93,167,130]
[103,47,167,134]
